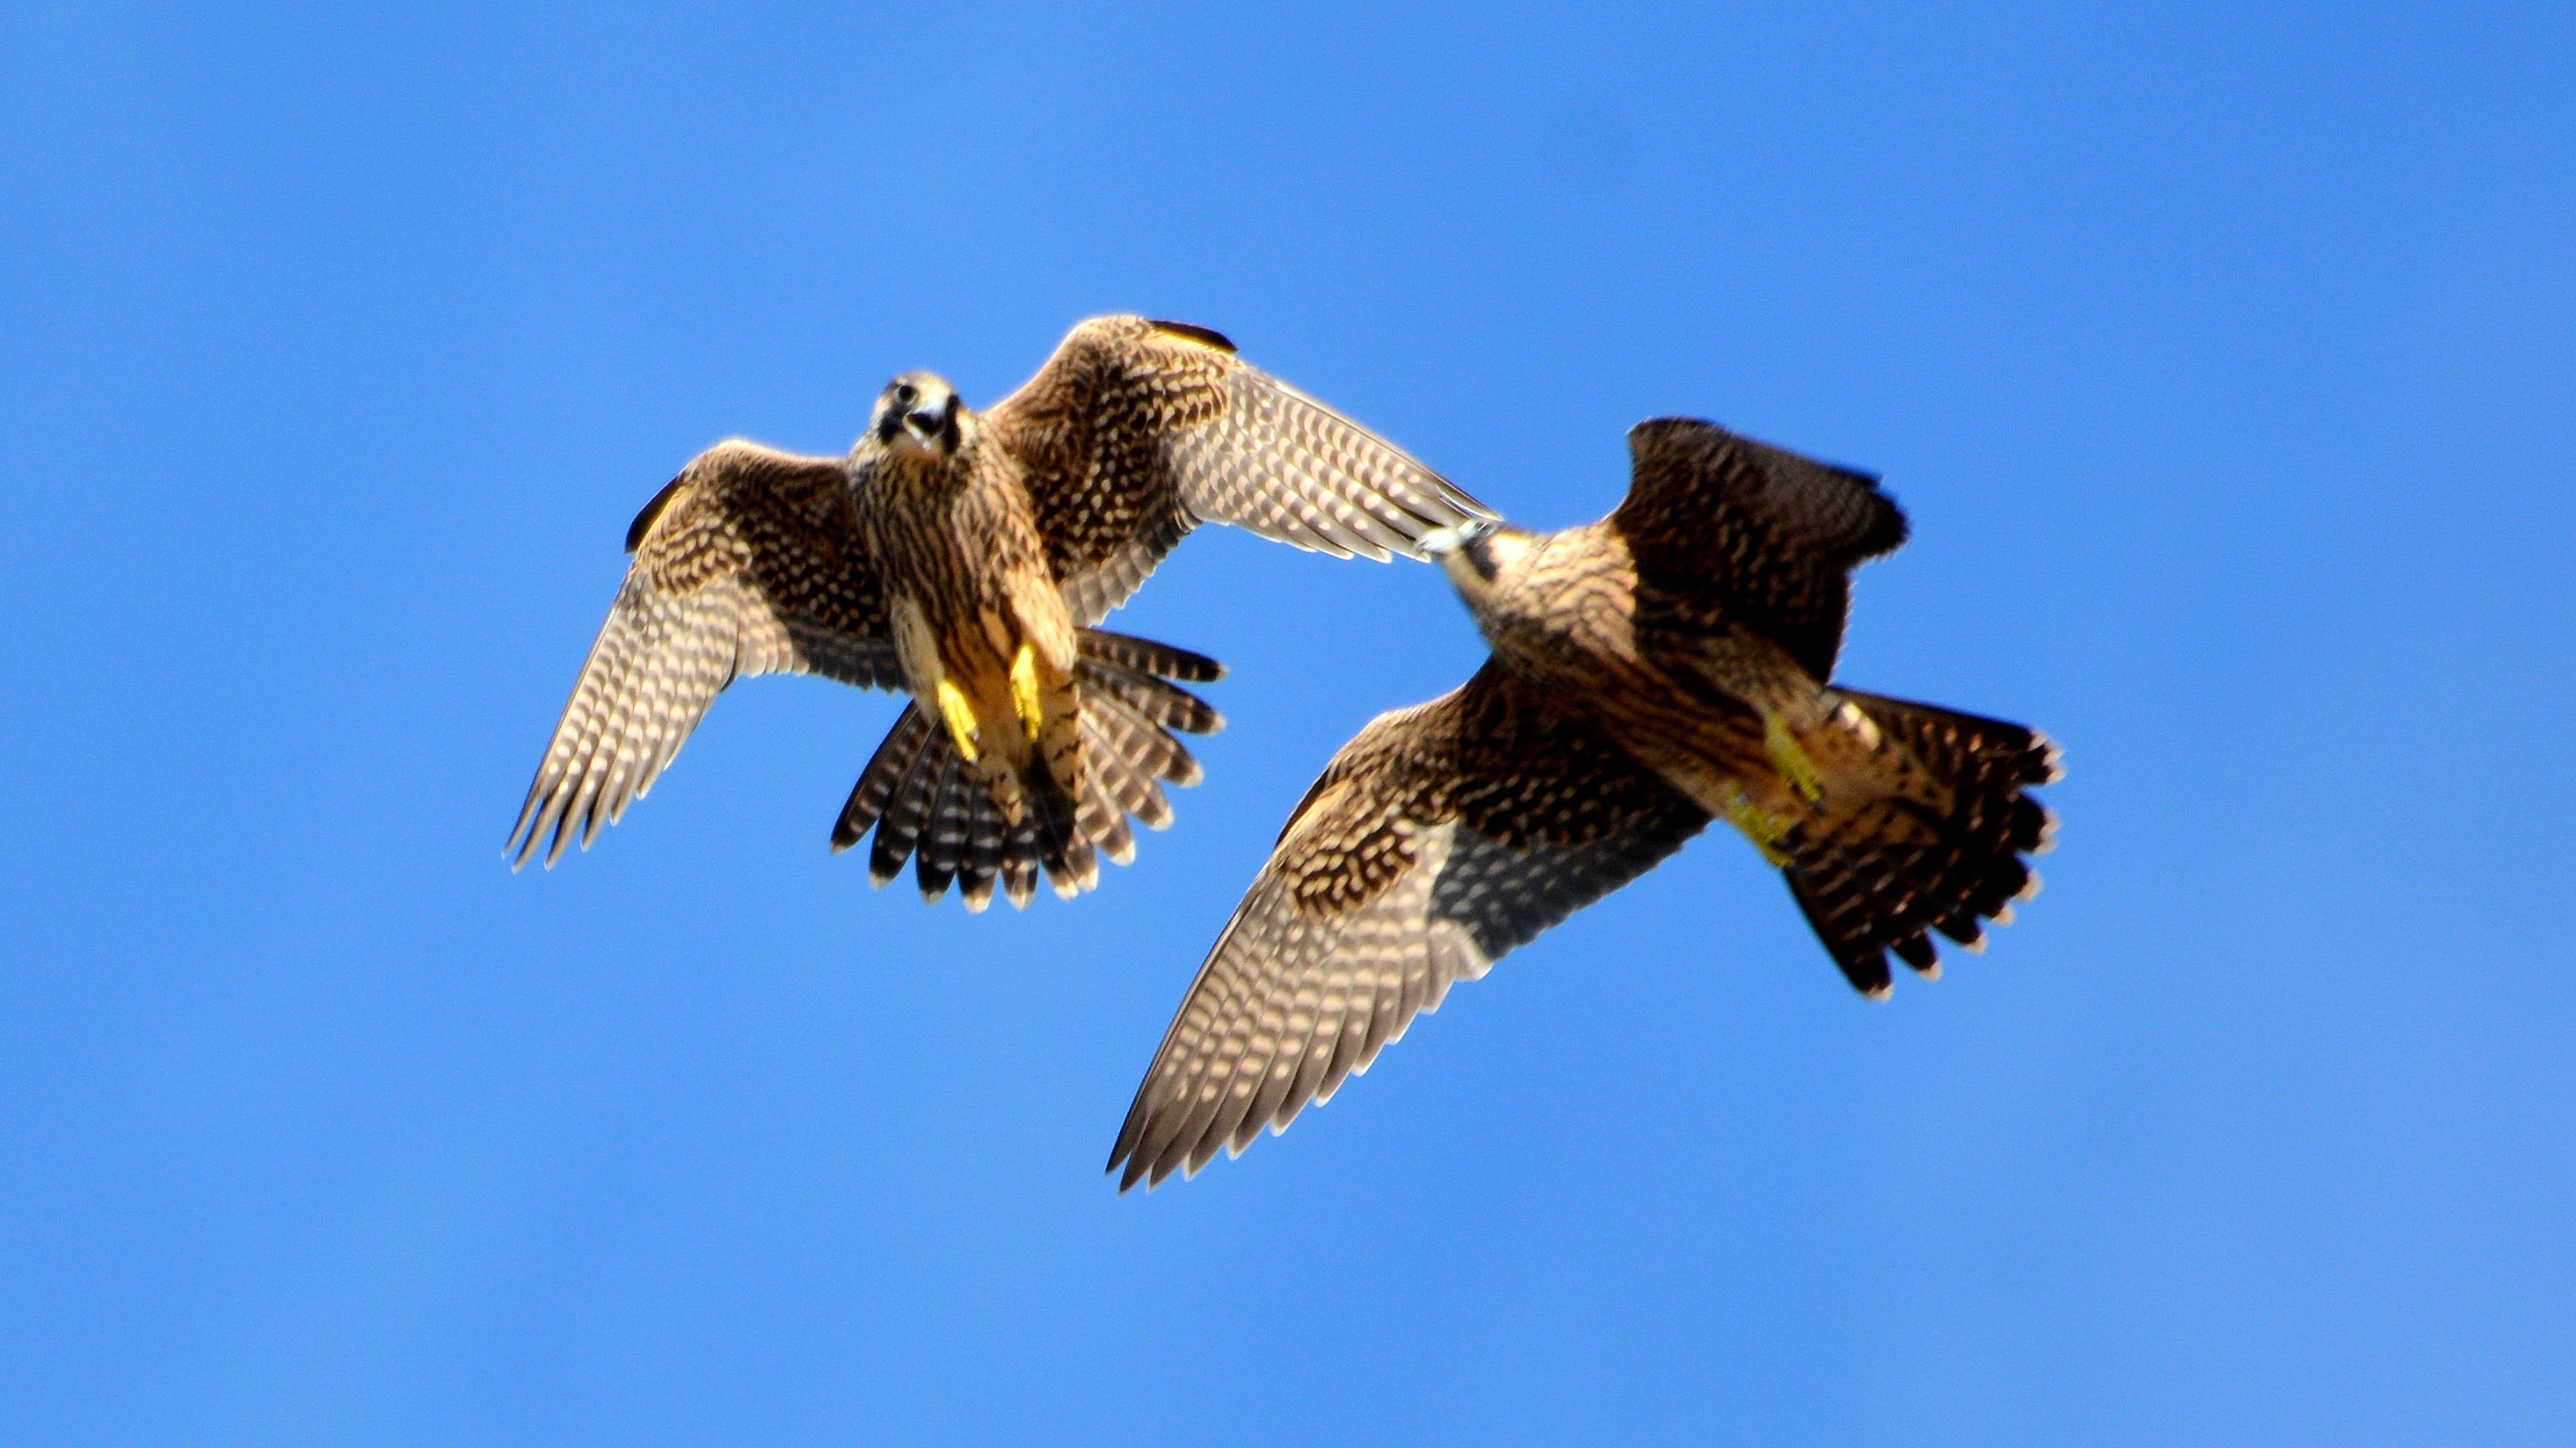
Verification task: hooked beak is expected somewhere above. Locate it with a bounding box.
[902,396,958,447]
[1417,519,1494,557]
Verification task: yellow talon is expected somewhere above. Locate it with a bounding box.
[1764,710,1823,805]
[1009,642,1044,743]
[1721,794,1795,867]
[936,678,981,762]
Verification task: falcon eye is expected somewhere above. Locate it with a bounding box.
[894,384,918,405]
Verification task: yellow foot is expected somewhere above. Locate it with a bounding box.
[1008,642,1044,743]
[1764,710,1824,805]
[1721,793,1796,868]
[935,678,981,762]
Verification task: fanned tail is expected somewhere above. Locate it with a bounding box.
[828,628,1225,909]
[1774,692,2061,996]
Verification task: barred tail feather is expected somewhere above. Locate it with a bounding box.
[998,808,1040,909]
[1077,658,1225,737]
[830,629,1226,908]
[866,728,944,887]
[1082,698,1180,828]
[1075,629,1226,684]
[831,704,934,851]
[1781,692,2060,997]
[1834,691,2063,803]
[1077,759,1138,866]
[951,778,1008,913]
[1030,773,1099,899]
[913,751,972,904]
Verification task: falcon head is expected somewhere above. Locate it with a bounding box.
[868,371,968,457]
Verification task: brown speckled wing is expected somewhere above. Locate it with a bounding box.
[1612,418,1910,681]
[1107,661,1708,1190]
[507,440,900,869]
[984,315,1495,624]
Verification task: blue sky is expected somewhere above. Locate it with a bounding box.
[4,2,2571,1443]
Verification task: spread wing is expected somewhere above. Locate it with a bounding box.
[982,315,1496,625]
[1611,418,1910,681]
[1107,662,1708,1190]
[507,440,901,868]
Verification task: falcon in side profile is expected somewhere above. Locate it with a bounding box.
[506,316,1493,909]
[1110,418,2061,1188]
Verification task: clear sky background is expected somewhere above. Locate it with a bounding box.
[5,3,2571,1444]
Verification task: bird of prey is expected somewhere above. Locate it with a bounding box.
[506,316,1494,908]
[1109,417,2061,1188]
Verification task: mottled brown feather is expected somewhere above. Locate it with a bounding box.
[984,315,1496,625]
[1108,664,1707,1189]
[1613,418,1908,682]
[508,441,899,869]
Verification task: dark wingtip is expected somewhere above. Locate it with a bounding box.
[1626,414,1703,440]
[625,473,689,554]
[1147,319,1236,353]
[1109,1103,1156,1190]
[1626,415,1905,562]
[1623,415,1722,465]
[1116,1150,1160,1192]
[1629,414,1888,484]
